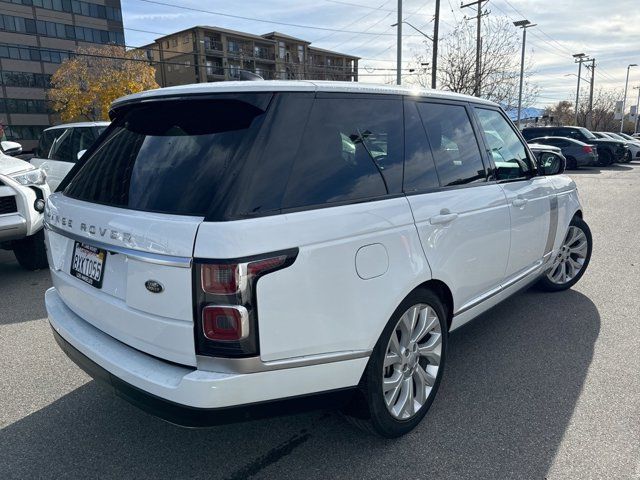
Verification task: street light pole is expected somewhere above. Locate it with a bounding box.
[634,86,640,135]
[513,20,535,128]
[620,63,637,133]
[396,0,402,85]
[391,20,434,85]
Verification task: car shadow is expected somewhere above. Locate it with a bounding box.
[0,288,599,480]
[568,164,635,174]
[0,250,50,325]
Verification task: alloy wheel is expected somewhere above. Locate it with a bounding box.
[547,225,589,284]
[382,304,442,420]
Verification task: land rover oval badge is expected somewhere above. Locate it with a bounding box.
[145,280,164,293]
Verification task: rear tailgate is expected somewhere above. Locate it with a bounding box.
[46,193,201,366]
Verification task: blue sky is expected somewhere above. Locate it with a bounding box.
[122,0,640,109]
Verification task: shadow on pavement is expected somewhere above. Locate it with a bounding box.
[0,250,50,325]
[0,288,600,479]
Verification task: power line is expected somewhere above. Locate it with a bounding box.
[130,0,417,37]
[323,0,425,15]
[312,0,392,43]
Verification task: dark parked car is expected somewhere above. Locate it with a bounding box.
[595,132,640,161]
[521,126,628,166]
[529,136,597,169]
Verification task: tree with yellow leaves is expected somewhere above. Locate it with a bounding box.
[48,45,159,122]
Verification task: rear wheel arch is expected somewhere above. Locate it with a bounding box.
[414,279,454,331]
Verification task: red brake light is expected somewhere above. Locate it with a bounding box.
[194,249,298,358]
[201,263,239,294]
[247,255,287,277]
[202,306,249,341]
[582,145,593,153]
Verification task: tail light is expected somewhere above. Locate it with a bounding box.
[582,145,593,154]
[193,249,298,357]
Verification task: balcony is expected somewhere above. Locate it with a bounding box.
[254,49,275,61]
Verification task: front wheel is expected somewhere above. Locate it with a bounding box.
[565,156,578,169]
[598,150,613,166]
[344,289,447,437]
[537,216,592,292]
[13,229,48,271]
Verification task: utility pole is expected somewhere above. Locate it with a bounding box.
[396,0,402,85]
[634,86,640,134]
[513,20,536,128]
[620,63,637,132]
[586,59,595,130]
[432,0,440,89]
[572,53,589,126]
[461,0,488,97]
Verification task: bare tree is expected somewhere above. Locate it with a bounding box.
[408,17,538,108]
[545,88,629,131]
[577,88,627,131]
[543,100,574,126]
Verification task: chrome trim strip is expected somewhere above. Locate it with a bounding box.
[196,349,372,374]
[44,222,192,268]
[501,260,543,290]
[454,260,544,316]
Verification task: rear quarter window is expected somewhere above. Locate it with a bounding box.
[281,95,403,210]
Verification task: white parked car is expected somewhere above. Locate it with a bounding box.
[30,122,109,191]
[44,81,592,437]
[0,143,50,270]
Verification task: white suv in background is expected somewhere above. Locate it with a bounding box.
[0,145,50,270]
[44,81,592,437]
[30,122,109,191]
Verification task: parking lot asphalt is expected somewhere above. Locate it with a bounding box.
[1,164,639,480]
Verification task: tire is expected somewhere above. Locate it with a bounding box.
[343,289,447,438]
[536,216,592,292]
[598,150,613,166]
[624,151,632,163]
[13,229,48,271]
[565,156,578,170]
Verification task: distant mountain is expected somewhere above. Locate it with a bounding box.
[503,105,546,121]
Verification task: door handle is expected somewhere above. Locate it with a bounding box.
[430,210,459,225]
[512,196,528,208]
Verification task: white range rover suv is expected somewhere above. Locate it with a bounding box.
[44,81,592,437]
[0,145,50,270]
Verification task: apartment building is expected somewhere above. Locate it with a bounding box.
[0,0,124,150]
[140,26,359,88]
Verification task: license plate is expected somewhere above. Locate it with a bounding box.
[70,241,106,288]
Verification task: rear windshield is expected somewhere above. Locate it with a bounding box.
[64,95,271,216]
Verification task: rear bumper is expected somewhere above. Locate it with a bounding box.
[51,327,356,427]
[46,288,366,426]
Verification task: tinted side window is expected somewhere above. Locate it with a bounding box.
[36,129,59,158]
[49,128,73,162]
[416,102,486,187]
[474,108,532,180]
[403,100,439,192]
[282,96,402,209]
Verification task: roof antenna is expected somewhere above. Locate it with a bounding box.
[239,70,264,81]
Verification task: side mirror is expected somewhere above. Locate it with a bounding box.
[1,140,23,157]
[538,152,566,176]
[77,149,87,160]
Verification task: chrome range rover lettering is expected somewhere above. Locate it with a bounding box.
[46,211,132,242]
